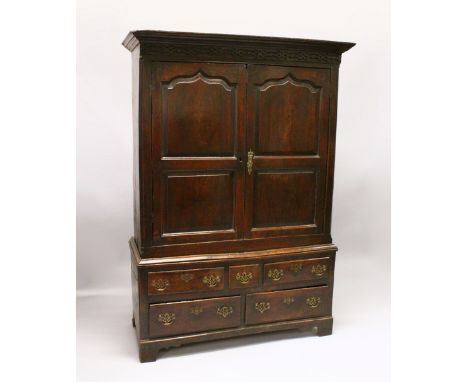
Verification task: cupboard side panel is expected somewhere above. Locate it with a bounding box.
[138,56,153,251]
[131,47,141,247]
[323,66,340,236]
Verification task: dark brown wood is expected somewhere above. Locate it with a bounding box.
[139,316,333,362]
[164,173,234,233]
[151,63,246,246]
[122,30,354,66]
[131,47,141,247]
[123,30,354,362]
[149,296,241,337]
[148,267,224,295]
[244,65,329,240]
[228,264,260,289]
[263,257,330,286]
[245,286,330,325]
[130,235,337,265]
[140,233,333,258]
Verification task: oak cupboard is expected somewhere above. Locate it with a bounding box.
[122,30,354,362]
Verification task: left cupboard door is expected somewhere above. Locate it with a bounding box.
[151,63,246,245]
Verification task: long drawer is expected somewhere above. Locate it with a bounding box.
[263,257,329,286]
[148,267,224,295]
[149,296,241,338]
[245,286,330,325]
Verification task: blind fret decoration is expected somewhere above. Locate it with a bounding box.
[123,30,354,362]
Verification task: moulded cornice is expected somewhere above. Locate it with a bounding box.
[122,30,355,66]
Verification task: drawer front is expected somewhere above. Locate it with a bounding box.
[245,286,329,325]
[263,257,329,286]
[229,264,260,289]
[148,267,224,295]
[149,296,241,337]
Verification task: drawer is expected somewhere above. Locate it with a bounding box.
[148,267,224,295]
[263,257,329,286]
[229,264,260,289]
[149,296,241,338]
[245,286,329,325]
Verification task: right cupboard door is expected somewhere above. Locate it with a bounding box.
[244,65,331,239]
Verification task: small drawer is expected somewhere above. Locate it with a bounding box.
[263,257,329,286]
[245,286,329,325]
[149,296,241,338]
[229,264,260,289]
[148,267,224,295]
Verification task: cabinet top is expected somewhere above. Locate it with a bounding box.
[122,30,355,66]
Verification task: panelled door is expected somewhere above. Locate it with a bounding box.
[151,62,330,245]
[151,63,246,245]
[244,65,330,239]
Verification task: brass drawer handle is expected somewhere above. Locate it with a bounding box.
[247,149,254,175]
[267,268,284,281]
[290,263,303,274]
[236,271,253,284]
[152,278,170,291]
[217,306,233,318]
[202,274,221,288]
[180,273,194,283]
[255,301,270,314]
[283,296,295,305]
[306,297,321,309]
[191,306,204,315]
[311,264,327,276]
[158,313,175,326]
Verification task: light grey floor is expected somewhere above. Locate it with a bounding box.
[77,253,389,382]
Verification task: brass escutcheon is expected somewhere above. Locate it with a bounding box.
[311,264,327,276]
[158,313,175,326]
[267,268,284,281]
[283,296,295,305]
[290,263,303,274]
[255,301,271,314]
[306,296,321,309]
[217,306,233,318]
[247,149,254,175]
[203,274,221,288]
[152,278,170,291]
[191,306,204,315]
[236,271,253,284]
[180,273,194,283]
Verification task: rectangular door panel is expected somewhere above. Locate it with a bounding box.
[245,65,330,239]
[253,170,317,228]
[152,63,246,245]
[163,172,234,234]
[163,72,237,157]
[256,77,320,155]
